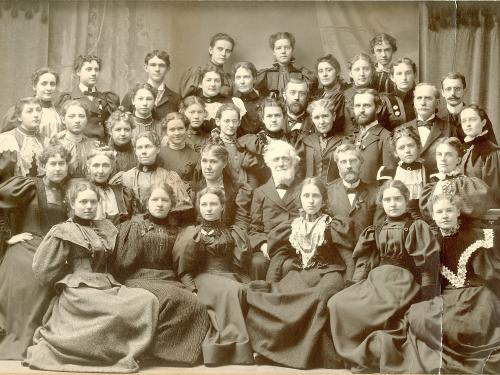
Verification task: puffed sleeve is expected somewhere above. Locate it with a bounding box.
[111,218,143,281]
[300,66,318,94]
[254,68,270,98]
[249,188,267,251]
[53,92,72,113]
[419,181,436,221]
[0,132,18,182]
[456,176,491,218]
[329,216,355,280]
[405,219,440,298]
[178,66,201,99]
[231,226,252,272]
[351,225,378,283]
[0,176,35,209]
[0,105,18,133]
[101,91,120,116]
[120,90,134,114]
[232,182,252,232]
[482,150,500,206]
[172,225,203,292]
[32,226,71,286]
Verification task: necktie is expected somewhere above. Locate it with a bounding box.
[276,184,289,190]
[417,120,432,130]
[345,188,357,195]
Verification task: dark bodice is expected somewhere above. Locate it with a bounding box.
[197,223,235,273]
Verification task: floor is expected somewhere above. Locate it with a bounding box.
[0,361,355,375]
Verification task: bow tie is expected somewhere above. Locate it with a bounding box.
[417,120,432,129]
[345,187,358,195]
[83,90,97,97]
[400,161,422,170]
[276,184,289,190]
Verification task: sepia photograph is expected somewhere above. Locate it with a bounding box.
[0,0,499,374]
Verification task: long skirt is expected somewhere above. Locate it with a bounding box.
[246,268,345,369]
[124,277,210,365]
[195,271,254,365]
[23,275,159,373]
[376,285,500,374]
[0,237,54,359]
[328,265,420,371]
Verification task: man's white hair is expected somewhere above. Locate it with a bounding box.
[263,140,300,167]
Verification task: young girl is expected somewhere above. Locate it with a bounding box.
[121,131,193,217]
[255,31,317,98]
[130,83,161,138]
[420,137,491,223]
[181,96,211,152]
[377,125,427,219]
[460,105,500,205]
[239,98,289,186]
[158,112,199,183]
[113,182,209,366]
[298,98,345,185]
[197,67,246,123]
[0,97,47,180]
[55,100,99,177]
[23,181,158,373]
[106,108,137,174]
[327,180,440,373]
[1,67,63,138]
[375,194,500,374]
[173,187,253,365]
[233,61,262,136]
[246,177,353,369]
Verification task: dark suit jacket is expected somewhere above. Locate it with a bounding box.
[121,84,181,120]
[249,177,301,252]
[400,117,455,175]
[327,178,385,243]
[283,112,315,147]
[55,86,119,141]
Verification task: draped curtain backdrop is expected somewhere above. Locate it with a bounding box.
[0,1,497,130]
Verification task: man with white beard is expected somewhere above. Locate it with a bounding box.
[248,140,302,280]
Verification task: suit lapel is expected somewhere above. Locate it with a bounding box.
[72,86,100,114]
[422,119,444,152]
[330,181,352,215]
[350,183,369,215]
[261,179,288,210]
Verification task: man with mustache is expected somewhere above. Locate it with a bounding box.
[349,88,396,183]
[248,140,301,280]
[437,72,497,143]
[399,83,455,175]
[282,78,315,146]
[327,143,384,243]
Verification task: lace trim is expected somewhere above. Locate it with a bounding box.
[441,229,494,288]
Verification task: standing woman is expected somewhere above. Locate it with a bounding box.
[23,181,158,373]
[113,182,209,366]
[419,137,491,224]
[233,61,262,137]
[246,177,353,369]
[121,131,192,217]
[1,67,63,138]
[174,187,254,366]
[106,108,137,175]
[0,141,70,359]
[297,98,345,185]
[460,105,500,206]
[328,180,440,373]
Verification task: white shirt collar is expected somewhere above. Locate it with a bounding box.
[79,83,95,93]
[147,79,165,91]
[417,114,436,122]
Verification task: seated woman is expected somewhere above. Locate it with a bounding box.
[246,177,353,369]
[23,181,158,373]
[121,131,192,218]
[158,112,199,184]
[54,100,99,178]
[312,54,348,131]
[419,137,491,225]
[85,146,132,225]
[327,180,440,373]
[0,97,48,181]
[129,83,161,138]
[460,105,500,206]
[374,194,500,374]
[255,31,317,98]
[107,108,137,175]
[196,67,246,125]
[193,142,252,231]
[174,187,253,366]
[377,125,427,219]
[233,61,262,137]
[1,67,63,138]
[113,182,209,366]
[0,141,70,359]
[181,96,211,152]
[239,98,290,186]
[297,98,345,185]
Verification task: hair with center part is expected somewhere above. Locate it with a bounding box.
[376,179,410,205]
[429,193,463,215]
[133,130,161,148]
[14,97,42,119]
[333,143,364,164]
[269,31,296,49]
[369,33,398,54]
[196,186,226,211]
[60,100,88,118]
[32,67,60,87]
[144,50,171,70]
[68,180,99,205]
[435,137,465,159]
[299,176,328,209]
[390,124,422,154]
[142,181,176,212]
[390,57,417,75]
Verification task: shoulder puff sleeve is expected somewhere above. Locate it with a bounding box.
[0,176,35,209]
[329,216,355,279]
[482,150,500,204]
[32,225,71,286]
[53,92,72,113]
[419,181,436,221]
[351,225,378,283]
[172,225,202,292]
[111,218,143,281]
[178,66,201,99]
[101,91,120,114]
[1,106,18,133]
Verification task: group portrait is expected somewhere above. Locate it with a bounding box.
[0,1,499,374]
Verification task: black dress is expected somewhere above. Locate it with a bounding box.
[113,213,210,365]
